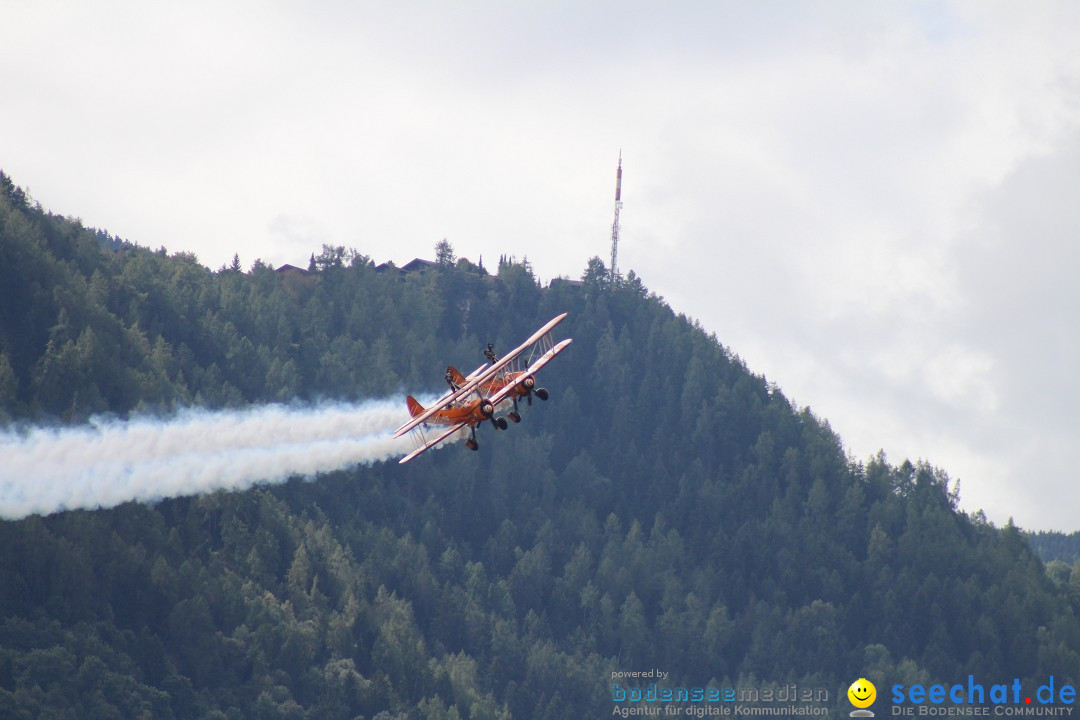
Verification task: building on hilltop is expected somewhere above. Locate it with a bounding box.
[274,264,309,276]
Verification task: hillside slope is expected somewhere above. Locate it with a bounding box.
[2,172,1079,719]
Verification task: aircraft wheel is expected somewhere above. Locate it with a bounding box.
[466,438,478,451]
[508,411,521,423]
[535,388,550,401]
[495,417,508,430]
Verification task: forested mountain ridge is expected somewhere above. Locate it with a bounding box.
[2,170,1079,719]
[1028,531,1080,593]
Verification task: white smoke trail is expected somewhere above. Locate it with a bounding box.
[0,398,422,520]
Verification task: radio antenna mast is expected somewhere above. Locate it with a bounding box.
[609,151,623,286]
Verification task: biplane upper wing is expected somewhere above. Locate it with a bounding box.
[489,337,573,406]
[392,312,568,438]
[398,422,467,464]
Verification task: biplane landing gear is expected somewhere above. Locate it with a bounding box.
[492,416,508,430]
[465,437,478,451]
[507,396,522,423]
[535,388,550,401]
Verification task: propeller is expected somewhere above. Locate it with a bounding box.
[522,376,535,406]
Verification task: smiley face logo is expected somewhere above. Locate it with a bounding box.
[848,678,876,709]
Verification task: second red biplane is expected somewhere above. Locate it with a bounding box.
[393,313,572,463]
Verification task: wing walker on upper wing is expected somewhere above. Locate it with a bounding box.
[393,313,573,464]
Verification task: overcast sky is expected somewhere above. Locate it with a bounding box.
[3,2,1079,530]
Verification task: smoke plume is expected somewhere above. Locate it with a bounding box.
[0,398,417,520]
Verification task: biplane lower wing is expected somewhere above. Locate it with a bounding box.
[392,312,568,439]
[399,422,467,464]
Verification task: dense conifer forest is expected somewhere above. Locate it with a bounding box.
[2,170,1079,718]
[1028,531,1080,591]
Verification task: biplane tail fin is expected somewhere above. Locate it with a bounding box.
[406,395,425,418]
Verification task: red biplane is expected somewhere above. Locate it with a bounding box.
[445,351,550,424]
[393,313,572,463]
